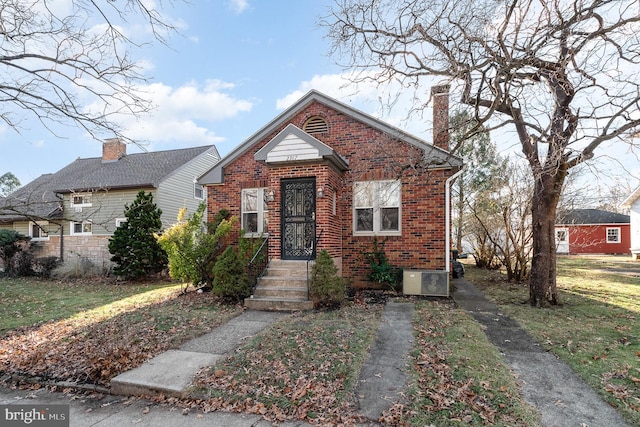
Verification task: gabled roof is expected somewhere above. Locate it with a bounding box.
[254,124,349,171]
[556,209,630,225]
[620,186,640,208]
[199,90,462,184]
[0,145,217,221]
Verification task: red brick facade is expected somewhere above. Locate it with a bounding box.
[204,93,460,288]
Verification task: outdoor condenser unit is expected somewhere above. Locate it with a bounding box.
[403,270,449,297]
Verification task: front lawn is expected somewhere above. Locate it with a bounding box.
[464,255,640,426]
[0,278,241,386]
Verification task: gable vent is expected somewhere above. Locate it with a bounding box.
[303,116,329,134]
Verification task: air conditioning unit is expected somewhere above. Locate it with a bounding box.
[403,270,449,297]
[74,206,83,213]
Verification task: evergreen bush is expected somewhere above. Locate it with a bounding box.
[309,249,345,309]
[0,229,31,276]
[211,246,251,303]
[108,190,167,280]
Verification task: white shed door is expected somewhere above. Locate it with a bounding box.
[555,228,569,253]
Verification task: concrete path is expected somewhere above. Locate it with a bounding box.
[355,301,414,420]
[111,310,289,398]
[453,278,630,427]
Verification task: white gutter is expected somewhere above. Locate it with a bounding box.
[445,166,465,273]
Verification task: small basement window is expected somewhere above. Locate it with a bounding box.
[302,116,329,134]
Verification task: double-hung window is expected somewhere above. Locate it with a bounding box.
[354,180,401,235]
[71,193,92,207]
[606,227,621,243]
[30,221,49,241]
[241,188,268,236]
[71,220,92,235]
[194,182,204,200]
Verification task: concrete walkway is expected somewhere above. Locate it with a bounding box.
[111,310,289,398]
[453,278,630,427]
[355,301,414,420]
[2,282,631,426]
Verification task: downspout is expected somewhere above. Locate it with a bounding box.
[54,192,64,262]
[445,166,465,273]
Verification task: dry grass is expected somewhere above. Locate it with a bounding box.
[464,255,640,426]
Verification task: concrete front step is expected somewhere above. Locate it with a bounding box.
[253,285,308,299]
[245,259,315,311]
[244,296,314,311]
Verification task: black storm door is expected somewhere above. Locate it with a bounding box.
[281,178,316,260]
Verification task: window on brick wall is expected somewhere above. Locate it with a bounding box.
[241,188,268,236]
[606,227,621,243]
[70,220,92,235]
[353,180,401,235]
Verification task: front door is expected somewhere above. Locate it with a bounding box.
[281,178,316,260]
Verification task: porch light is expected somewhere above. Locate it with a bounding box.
[317,186,325,198]
[266,188,276,202]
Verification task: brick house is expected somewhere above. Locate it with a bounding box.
[198,87,463,309]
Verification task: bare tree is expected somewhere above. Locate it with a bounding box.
[324,0,640,306]
[0,0,179,142]
[450,110,506,253]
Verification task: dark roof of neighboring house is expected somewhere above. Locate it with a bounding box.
[199,90,463,184]
[556,208,630,225]
[0,145,216,221]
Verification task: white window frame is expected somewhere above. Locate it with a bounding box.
[353,180,401,236]
[606,227,621,243]
[241,188,268,237]
[194,182,204,200]
[29,221,50,241]
[70,220,93,236]
[115,218,127,228]
[70,193,92,207]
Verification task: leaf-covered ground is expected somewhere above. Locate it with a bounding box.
[178,299,537,426]
[0,284,241,386]
[1,279,540,426]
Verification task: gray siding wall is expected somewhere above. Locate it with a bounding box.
[156,146,220,228]
[64,188,155,235]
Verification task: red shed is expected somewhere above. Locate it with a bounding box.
[555,209,630,255]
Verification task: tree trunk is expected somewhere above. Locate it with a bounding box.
[529,168,566,307]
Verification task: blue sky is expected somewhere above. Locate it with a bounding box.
[1,0,371,185]
[1,0,638,204]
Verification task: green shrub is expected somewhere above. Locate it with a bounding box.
[108,190,167,280]
[310,249,345,309]
[0,229,31,277]
[365,237,401,292]
[212,246,251,303]
[157,205,234,291]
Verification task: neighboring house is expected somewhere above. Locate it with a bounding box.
[554,209,630,255]
[198,87,463,308]
[620,187,640,258]
[0,139,220,270]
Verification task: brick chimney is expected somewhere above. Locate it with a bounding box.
[432,85,450,151]
[102,138,126,162]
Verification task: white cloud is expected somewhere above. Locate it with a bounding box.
[109,80,254,147]
[227,0,250,15]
